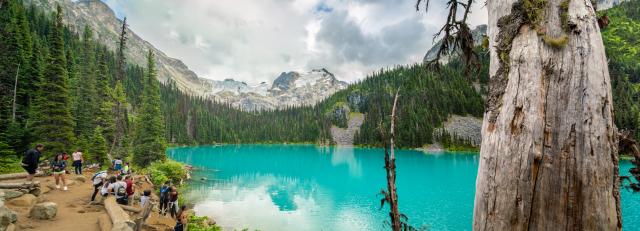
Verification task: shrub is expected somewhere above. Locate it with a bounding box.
[187,215,222,231]
[148,159,186,185]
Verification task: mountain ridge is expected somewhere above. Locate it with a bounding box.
[27,0,347,111]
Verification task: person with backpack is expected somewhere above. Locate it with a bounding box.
[108,175,128,205]
[169,186,179,219]
[159,181,171,216]
[51,153,68,191]
[124,175,135,205]
[21,144,44,181]
[72,148,84,175]
[91,170,108,201]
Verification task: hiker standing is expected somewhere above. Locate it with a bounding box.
[125,175,135,205]
[51,153,68,191]
[169,186,179,219]
[72,149,83,175]
[140,189,151,208]
[21,144,43,181]
[113,157,123,173]
[91,170,108,201]
[159,181,171,216]
[122,162,131,176]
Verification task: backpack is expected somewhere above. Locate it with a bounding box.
[160,186,169,196]
[116,184,127,197]
[91,171,106,181]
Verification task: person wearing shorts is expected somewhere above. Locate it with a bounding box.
[51,153,68,190]
[21,144,43,181]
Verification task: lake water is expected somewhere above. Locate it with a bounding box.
[167,144,640,231]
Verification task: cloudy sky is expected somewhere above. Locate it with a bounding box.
[101,0,487,84]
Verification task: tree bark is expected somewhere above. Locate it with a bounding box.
[385,89,401,231]
[473,0,621,230]
[104,197,135,231]
[0,181,39,189]
[0,172,45,181]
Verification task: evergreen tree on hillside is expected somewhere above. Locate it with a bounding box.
[133,50,166,167]
[74,25,98,137]
[111,17,129,158]
[89,126,109,167]
[29,5,75,156]
[95,52,116,144]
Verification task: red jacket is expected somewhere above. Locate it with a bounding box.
[125,179,134,196]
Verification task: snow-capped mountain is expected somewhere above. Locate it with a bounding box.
[202,69,348,111]
[28,0,347,111]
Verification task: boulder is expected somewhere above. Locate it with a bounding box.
[0,206,18,227]
[45,184,56,190]
[29,202,57,220]
[3,191,23,200]
[40,186,51,194]
[7,194,36,207]
[5,223,15,231]
[74,175,87,182]
[66,180,76,186]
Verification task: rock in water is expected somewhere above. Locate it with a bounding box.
[8,194,36,207]
[29,202,57,220]
[75,175,87,182]
[3,191,24,200]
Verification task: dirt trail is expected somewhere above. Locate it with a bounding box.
[330,113,365,146]
[2,170,176,231]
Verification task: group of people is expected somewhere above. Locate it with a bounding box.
[21,144,188,231]
[21,144,85,191]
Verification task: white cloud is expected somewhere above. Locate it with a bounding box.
[101,0,487,84]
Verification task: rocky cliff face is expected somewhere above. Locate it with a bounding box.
[204,69,348,111]
[25,0,211,96]
[28,0,347,111]
[423,24,487,64]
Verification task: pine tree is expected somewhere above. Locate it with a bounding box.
[95,52,116,145]
[110,17,129,158]
[89,126,109,167]
[132,50,166,167]
[73,25,98,137]
[29,5,75,156]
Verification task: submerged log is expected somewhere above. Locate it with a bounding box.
[0,181,40,189]
[104,197,135,231]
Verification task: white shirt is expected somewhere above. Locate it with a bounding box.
[92,171,107,185]
[140,196,150,208]
[72,152,82,161]
[107,181,128,198]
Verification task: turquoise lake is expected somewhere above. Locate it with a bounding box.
[167,144,640,231]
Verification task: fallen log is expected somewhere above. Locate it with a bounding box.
[0,172,46,181]
[104,197,135,231]
[0,181,40,189]
[97,213,112,231]
[118,204,141,213]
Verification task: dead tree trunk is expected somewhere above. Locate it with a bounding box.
[473,0,621,229]
[381,89,402,231]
